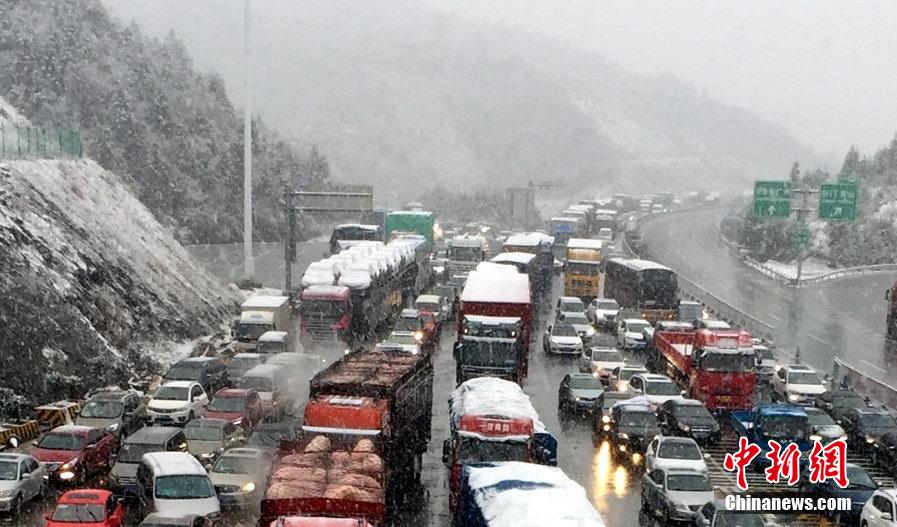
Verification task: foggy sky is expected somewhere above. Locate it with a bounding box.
[428,0,897,159]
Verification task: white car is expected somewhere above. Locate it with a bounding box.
[581,347,625,382]
[628,373,685,407]
[543,323,584,355]
[617,318,652,350]
[0,453,46,515]
[641,468,715,524]
[771,364,826,405]
[555,296,585,319]
[596,228,614,242]
[862,489,897,527]
[559,311,597,344]
[645,436,708,474]
[610,364,649,392]
[587,297,620,329]
[146,381,209,426]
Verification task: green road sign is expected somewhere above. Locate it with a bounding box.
[819,183,858,220]
[753,181,792,218]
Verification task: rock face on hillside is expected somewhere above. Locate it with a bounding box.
[0,158,240,408]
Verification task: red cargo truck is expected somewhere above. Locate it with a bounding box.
[458,266,533,377]
[653,326,757,410]
[259,347,433,526]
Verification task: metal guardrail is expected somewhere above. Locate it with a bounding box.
[716,218,897,287]
[833,357,897,413]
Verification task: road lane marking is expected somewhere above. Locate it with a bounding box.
[860,360,888,374]
[806,333,832,349]
[768,313,783,323]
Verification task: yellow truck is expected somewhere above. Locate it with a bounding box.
[564,238,602,300]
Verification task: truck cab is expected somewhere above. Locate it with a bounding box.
[454,315,524,385]
[234,296,291,352]
[255,331,289,355]
[298,285,352,343]
[730,405,812,465]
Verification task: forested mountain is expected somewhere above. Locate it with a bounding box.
[105,0,818,205]
[0,0,327,243]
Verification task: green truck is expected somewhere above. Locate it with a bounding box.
[385,210,435,245]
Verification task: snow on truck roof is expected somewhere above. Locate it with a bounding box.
[465,462,606,527]
[567,238,603,250]
[451,377,545,432]
[608,258,672,272]
[335,223,380,231]
[460,268,531,304]
[301,285,350,300]
[240,295,289,309]
[490,252,536,265]
[463,315,522,325]
[504,232,554,247]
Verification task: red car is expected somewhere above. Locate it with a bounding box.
[204,388,266,428]
[30,425,117,485]
[45,489,124,527]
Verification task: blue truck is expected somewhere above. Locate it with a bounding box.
[455,461,606,527]
[730,404,812,469]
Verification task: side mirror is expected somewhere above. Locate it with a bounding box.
[452,343,461,361]
[442,439,452,465]
[680,390,686,396]
[883,512,893,521]
[20,471,30,480]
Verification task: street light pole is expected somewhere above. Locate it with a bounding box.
[242,0,255,278]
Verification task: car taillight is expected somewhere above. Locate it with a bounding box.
[737,330,753,348]
[697,329,716,347]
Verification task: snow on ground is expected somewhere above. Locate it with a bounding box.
[762,257,836,280]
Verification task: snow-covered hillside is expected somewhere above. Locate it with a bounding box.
[0,154,240,405]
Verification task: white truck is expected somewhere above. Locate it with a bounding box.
[233,296,291,352]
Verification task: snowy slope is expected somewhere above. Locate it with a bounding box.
[0,156,240,404]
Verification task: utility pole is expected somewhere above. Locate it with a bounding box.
[791,183,818,286]
[242,0,255,278]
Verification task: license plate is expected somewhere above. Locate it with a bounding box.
[718,396,733,403]
[718,338,737,348]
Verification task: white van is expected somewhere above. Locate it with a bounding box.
[136,452,220,520]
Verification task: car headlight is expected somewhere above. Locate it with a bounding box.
[809,434,822,443]
[240,481,256,493]
[866,435,877,444]
[592,371,599,378]
[413,330,424,342]
[0,489,15,497]
[59,471,76,481]
[678,424,690,432]
[586,327,596,336]
[106,423,120,432]
[675,501,692,513]
[618,432,629,440]
[787,393,801,402]
[574,396,582,402]
[60,458,79,471]
[603,424,611,431]
[602,415,611,423]
[201,452,217,459]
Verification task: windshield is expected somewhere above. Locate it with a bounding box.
[625,321,651,332]
[563,313,590,325]
[678,305,703,321]
[759,415,808,441]
[256,341,284,354]
[247,426,291,448]
[227,357,261,375]
[460,341,517,367]
[602,396,629,410]
[208,396,246,413]
[675,405,713,420]
[386,333,418,345]
[566,262,600,275]
[666,474,712,492]
[714,512,765,527]
[155,475,215,499]
[638,270,678,309]
[860,413,897,429]
[757,348,775,360]
[658,441,702,460]
[0,461,17,480]
[458,437,528,463]
[833,394,867,409]
[415,302,440,312]
[569,377,603,390]
[646,381,681,396]
[165,363,205,381]
[553,325,579,337]
[80,400,123,419]
[241,376,274,392]
[51,504,106,523]
[153,386,189,401]
[301,300,348,317]
[618,368,647,381]
[394,318,422,332]
[212,456,258,475]
[38,433,84,451]
[618,411,657,428]
[846,466,878,489]
[592,350,623,363]
[184,423,225,441]
[595,300,619,310]
[449,246,482,261]
[235,323,272,341]
[559,302,583,313]
[805,409,836,427]
[700,352,756,373]
[788,371,822,385]
[118,442,163,464]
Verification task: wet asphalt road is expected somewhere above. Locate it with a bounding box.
[640,207,897,380]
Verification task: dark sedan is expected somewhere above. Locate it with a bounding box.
[841,408,897,453]
[815,389,870,424]
[657,398,721,445]
[558,373,604,415]
[799,463,879,521]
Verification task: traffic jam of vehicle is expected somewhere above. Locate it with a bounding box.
[3,199,897,527]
